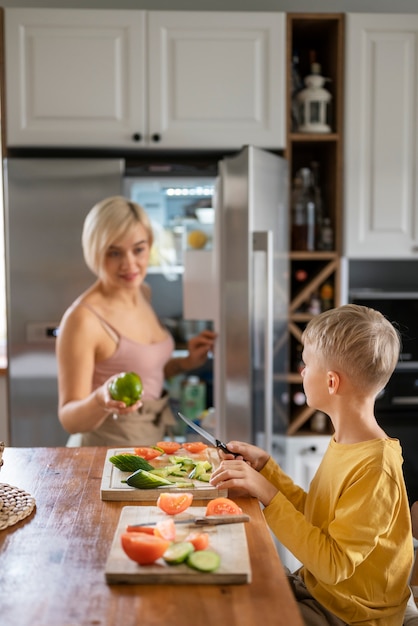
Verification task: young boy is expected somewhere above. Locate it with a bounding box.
[210,304,413,626]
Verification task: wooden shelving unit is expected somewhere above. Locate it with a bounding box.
[285,13,344,435]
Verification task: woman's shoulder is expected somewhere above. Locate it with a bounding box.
[59,290,103,332]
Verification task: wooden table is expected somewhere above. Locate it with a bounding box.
[0,447,303,626]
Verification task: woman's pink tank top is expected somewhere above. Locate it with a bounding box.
[83,305,174,401]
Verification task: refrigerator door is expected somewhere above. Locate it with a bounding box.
[4,158,123,446]
[183,146,288,451]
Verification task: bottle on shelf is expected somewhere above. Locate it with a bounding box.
[307,291,321,315]
[320,281,334,311]
[319,217,334,251]
[293,343,305,374]
[291,50,303,131]
[293,389,306,407]
[291,168,317,252]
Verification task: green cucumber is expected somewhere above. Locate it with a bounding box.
[196,473,211,483]
[163,542,195,565]
[188,461,211,480]
[109,453,153,473]
[123,468,173,489]
[165,476,195,488]
[187,550,221,572]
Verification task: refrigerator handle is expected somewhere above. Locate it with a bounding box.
[253,231,274,456]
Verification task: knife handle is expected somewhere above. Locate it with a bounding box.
[216,440,241,457]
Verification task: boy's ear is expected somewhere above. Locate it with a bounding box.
[327,370,340,394]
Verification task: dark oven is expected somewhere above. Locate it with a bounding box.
[350,290,418,505]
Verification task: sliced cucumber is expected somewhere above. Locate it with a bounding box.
[187,550,221,572]
[123,468,173,489]
[196,473,211,483]
[169,455,196,467]
[109,453,153,473]
[163,541,195,565]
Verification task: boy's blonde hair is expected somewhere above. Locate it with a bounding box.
[302,304,400,392]
[82,196,153,275]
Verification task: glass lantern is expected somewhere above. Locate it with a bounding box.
[296,63,332,133]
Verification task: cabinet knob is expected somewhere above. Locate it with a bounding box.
[411,246,418,253]
[132,133,142,142]
[151,133,161,142]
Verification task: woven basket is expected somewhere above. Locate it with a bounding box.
[0,441,36,530]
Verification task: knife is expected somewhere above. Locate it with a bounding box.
[126,514,250,530]
[177,412,241,457]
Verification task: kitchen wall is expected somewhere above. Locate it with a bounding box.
[2,0,418,12]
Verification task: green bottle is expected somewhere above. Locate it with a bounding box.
[180,376,206,423]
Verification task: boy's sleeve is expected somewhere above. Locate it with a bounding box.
[264,465,405,585]
[261,456,307,513]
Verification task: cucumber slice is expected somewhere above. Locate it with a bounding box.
[163,541,195,565]
[187,550,221,572]
[196,473,211,483]
[123,468,173,489]
[109,454,154,473]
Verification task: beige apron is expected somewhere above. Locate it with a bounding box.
[80,392,176,447]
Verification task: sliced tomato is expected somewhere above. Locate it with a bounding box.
[182,442,208,454]
[155,441,181,455]
[154,518,177,541]
[125,525,155,534]
[205,497,243,516]
[120,532,171,565]
[185,530,210,551]
[134,446,162,461]
[157,492,194,515]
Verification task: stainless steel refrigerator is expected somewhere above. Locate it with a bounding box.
[3,158,124,446]
[3,147,288,449]
[183,146,289,454]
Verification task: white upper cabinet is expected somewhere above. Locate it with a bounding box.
[5,9,285,150]
[344,14,418,258]
[5,9,146,148]
[147,12,285,150]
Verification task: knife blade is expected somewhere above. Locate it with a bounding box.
[127,514,250,529]
[177,412,240,457]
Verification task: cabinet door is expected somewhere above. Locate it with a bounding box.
[345,14,418,258]
[147,11,285,150]
[5,9,145,148]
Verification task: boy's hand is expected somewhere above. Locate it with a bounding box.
[218,441,270,472]
[210,459,277,506]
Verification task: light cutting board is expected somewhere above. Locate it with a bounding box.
[100,447,227,501]
[105,505,252,585]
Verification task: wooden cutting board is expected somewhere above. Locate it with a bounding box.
[105,506,252,585]
[100,447,227,501]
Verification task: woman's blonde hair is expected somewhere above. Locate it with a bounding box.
[82,196,153,275]
[302,304,401,392]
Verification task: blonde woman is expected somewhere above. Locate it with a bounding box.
[56,196,215,446]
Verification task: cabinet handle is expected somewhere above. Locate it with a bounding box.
[151,133,161,142]
[132,133,142,142]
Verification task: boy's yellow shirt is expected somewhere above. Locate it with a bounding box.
[262,437,413,626]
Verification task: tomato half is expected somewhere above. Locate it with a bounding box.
[185,530,210,551]
[155,441,181,455]
[134,447,162,461]
[125,525,155,535]
[157,492,194,515]
[205,497,243,516]
[182,442,208,454]
[120,532,171,565]
[154,518,177,541]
